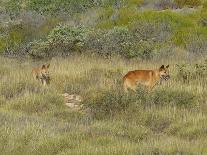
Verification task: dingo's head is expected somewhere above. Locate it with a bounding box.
[159,65,170,81]
[41,64,50,79]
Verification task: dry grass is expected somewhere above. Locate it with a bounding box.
[0,55,207,154]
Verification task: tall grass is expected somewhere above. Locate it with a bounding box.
[0,55,207,154]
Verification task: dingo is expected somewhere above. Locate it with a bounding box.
[32,64,50,86]
[123,65,170,92]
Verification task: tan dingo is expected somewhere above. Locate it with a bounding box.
[123,65,170,92]
[32,64,50,86]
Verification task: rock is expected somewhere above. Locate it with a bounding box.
[61,93,83,110]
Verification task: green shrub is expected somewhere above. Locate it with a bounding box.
[5,0,96,15]
[173,25,207,54]
[130,20,173,42]
[86,26,134,57]
[29,25,89,58]
[28,40,51,59]
[85,89,131,119]
[0,24,26,55]
[87,26,163,59]
[122,40,159,59]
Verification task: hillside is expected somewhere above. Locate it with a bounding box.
[1,0,207,154]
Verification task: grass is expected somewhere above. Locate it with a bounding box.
[0,55,207,154]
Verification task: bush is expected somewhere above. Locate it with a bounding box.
[86,26,134,57]
[154,0,178,10]
[28,40,51,59]
[185,34,207,55]
[28,23,173,59]
[175,27,207,54]
[129,11,178,42]
[85,89,133,119]
[174,0,202,8]
[122,40,159,59]
[86,87,198,119]
[150,89,197,107]
[5,0,96,16]
[176,60,207,83]
[29,25,89,58]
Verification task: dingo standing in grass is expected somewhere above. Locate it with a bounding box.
[32,64,50,86]
[123,65,170,92]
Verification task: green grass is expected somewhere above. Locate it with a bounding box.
[0,55,207,154]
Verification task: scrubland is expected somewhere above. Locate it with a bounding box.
[1,0,207,154]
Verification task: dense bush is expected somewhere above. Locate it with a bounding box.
[29,25,165,59]
[86,27,135,57]
[2,2,207,59]
[29,25,89,58]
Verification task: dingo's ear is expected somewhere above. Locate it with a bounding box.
[42,65,46,69]
[47,64,50,68]
[159,65,165,70]
[166,65,169,68]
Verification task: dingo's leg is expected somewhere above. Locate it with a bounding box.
[124,79,136,92]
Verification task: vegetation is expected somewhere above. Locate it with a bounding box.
[0,56,207,154]
[1,0,207,154]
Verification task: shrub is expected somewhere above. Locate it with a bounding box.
[150,89,197,107]
[28,40,51,59]
[154,0,178,10]
[5,0,96,16]
[86,86,198,119]
[173,26,207,55]
[176,60,207,83]
[121,39,159,59]
[86,26,134,57]
[85,89,133,119]
[47,25,89,51]
[129,13,174,42]
[29,25,90,58]
[174,0,202,8]
[87,25,165,59]
[185,34,207,55]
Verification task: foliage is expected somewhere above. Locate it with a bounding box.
[5,0,96,16]
[154,0,178,10]
[0,55,206,154]
[173,26,207,54]
[86,26,134,57]
[176,60,207,83]
[174,0,202,8]
[87,87,198,119]
[29,25,90,58]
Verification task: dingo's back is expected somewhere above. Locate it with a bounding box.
[123,65,170,92]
